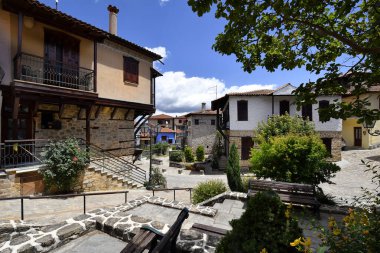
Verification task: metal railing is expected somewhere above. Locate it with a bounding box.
[0,139,50,168]
[0,190,129,220]
[14,52,94,91]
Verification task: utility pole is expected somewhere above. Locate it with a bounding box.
[55,0,58,10]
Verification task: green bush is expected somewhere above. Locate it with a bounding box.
[161,142,169,155]
[226,144,244,192]
[152,143,162,155]
[216,191,302,253]
[211,132,224,170]
[195,145,205,161]
[40,138,89,194]
[250,134,340,185]
[184,146,194,162]
[149,167,167,188]
[192,180,227,204]
[169,151,184,162]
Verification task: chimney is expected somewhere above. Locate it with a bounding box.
[201,102,206,112]
[107,5,119,35]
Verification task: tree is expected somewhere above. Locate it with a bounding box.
[216,190,302,253]
[250,134,340,185]
[226,143,244,192]
[196,145,205,161]
[256,114,316,141]
[188,0,380,123]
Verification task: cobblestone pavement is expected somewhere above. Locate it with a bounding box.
[319,147,380,205]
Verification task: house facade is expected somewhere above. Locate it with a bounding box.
[185,103,217,154]
[342,86,380,149]
[0,0,161,166]
[212,84,342,167]
[149,114,174,129]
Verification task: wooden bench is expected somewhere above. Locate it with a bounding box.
[191,223,228,238]
[121,208,189,253]
[248,179,320,214]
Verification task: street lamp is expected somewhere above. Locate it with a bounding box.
[362,119,380,136]
[140,124,161,187]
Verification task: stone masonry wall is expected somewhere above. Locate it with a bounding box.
[74,167,126,192]
[34,104,135,156]
[228,130,256,168]
[318,131,342,161]
[187,115,217,154]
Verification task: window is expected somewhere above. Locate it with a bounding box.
[279,100,290,115]
[237,100,248,121]
[179,120,182,123]
[319,100,330,121]
[123,56,139,84]
[194,119,199,125]
[211,119,216,125]
[241,137,254,160]
[321,138,332,157]
[158,119,165,124]
[302,104,313,121]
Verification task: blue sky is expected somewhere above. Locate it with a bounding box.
[39,0,321,115]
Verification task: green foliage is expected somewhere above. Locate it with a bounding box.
[226,144,243,192]
[188,0,380,123]
[40,138,89,194]
[192,179,227,204]
[149,167,167,188]
[250,134,340,185]
[195,145,205,162]
[152,142,169,156]
[216,191,302,253]
[161,142,169,155]
[211,132,224,170]
[257,114,315,142]
[169,151,184,162]
[184,146,194,162]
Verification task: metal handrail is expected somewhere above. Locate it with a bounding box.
[0,190,129,220]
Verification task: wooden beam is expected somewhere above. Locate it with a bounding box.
[93,41,97,92]
[32,101,39,117]
[95,105,101,119]
[58,104,65,119]
[110,107,118,120]
[12,96,20,120]
[124,109,130,120]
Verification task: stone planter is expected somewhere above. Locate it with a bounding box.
[178,169,183,174]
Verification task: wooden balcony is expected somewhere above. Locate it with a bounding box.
[14,53,95,92]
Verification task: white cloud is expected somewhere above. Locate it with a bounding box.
[155,71,276,114]
[159,0,170,6]
[145,46,168,70]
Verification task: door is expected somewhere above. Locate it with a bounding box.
[354,127,362,147]
[241,137,254,160]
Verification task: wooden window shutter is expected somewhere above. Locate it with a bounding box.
[123,56,139,84]
[237,100,248,121]
[279,100,290,115]
[318,100,330,121]
[302,104,313,121]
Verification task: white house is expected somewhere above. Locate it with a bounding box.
[211,83,342,167]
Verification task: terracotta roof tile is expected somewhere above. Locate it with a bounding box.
[185,110,217,117]
[150,114,174,119]
[228,89,274,96]
[160,127,176,133]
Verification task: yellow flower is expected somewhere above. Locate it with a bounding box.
[363,230,369,235]
[290,237,301,247]
[303,237,311,248]
[328,218,336,229]
[285,209,291,219]
[333,228,341,236]
[260,248,268,253]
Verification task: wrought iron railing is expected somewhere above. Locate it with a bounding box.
[0,139,50,168]
[14,53,94,91]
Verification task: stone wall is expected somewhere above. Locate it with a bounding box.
[2,171,43,197]
[34,104,135,156]
[228,130,256,168]
[318,131,342,161]
[74,167,127,192]
[187,115,217,154]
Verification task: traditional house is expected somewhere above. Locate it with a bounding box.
[211,84,342,167]
[342,85,380,149]
[0,0,161,193]
[185,103,217,154]
[148,114,174,129]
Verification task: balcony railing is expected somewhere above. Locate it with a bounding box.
[14,53,94,92]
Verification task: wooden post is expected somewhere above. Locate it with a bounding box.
[93,41,97,92]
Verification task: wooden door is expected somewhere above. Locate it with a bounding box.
[241,137,254,160]
[354,127,362,147]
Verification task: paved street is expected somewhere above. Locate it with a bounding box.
[0,148,379,224]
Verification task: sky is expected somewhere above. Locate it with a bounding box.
[39,0,321,116]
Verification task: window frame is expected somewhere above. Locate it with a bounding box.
[318,100,331,121]
[279,100,290,116]
[237,100,248,121]
[194,119,199,125]
[123,56,139,85]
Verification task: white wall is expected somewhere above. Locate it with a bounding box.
[228,95,342,132]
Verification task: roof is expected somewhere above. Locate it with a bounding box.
[150,114,174,120]
[184,109,217,117]
[228,89,274,96]
[2,0,162,61]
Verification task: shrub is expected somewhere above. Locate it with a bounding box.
[211,132,224,170]
[161,142,169,155]
[226,144,244,192]
[195,145,205,161]
[250,134,340,185]
[184,146,194,162]
[169,151,184,162]
[216,191,302,253]
[40,138,89,194]
[152,143,162,155]
[149,167,167,188]
[192,179,227,204]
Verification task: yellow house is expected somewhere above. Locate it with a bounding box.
[0,0,161,178]
[342,86,380,149]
